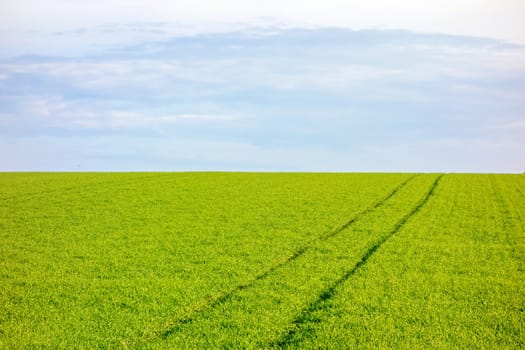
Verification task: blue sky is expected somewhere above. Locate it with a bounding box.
[1,1,524,172]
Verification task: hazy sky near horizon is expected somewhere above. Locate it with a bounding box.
[1,1,524,172]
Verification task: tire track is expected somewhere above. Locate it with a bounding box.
[513,181,525,200]
[489,176,523,257]
[135,174,419,345]
[273,174,443,349]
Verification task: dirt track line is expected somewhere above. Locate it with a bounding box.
[136,175,419,344]
[273,174,443,348]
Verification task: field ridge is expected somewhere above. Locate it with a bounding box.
[274,174,443,348]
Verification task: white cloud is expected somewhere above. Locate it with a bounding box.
[498,120,525,130]
[1,27,524,172]
[25,96,67,117]
[0,92,241,131]
[5,42,522,98]
[1,0,525,44]
[0,112,13,122]
[95,112,241,130]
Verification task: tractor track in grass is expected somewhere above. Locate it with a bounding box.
[490,177,523,259]
[273,174,443,348]
[134,174,419,345]
[514,182,525,200]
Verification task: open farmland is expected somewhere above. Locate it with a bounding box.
[0,173,523,348]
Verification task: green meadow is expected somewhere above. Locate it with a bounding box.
[1,173,523,348]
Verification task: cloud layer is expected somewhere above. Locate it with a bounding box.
[2,0,525,45]
[1,27,524,172]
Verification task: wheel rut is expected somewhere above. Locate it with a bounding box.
[137,175,419,344]
[273,174,443,348]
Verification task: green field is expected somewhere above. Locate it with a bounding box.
[1,173,524,348]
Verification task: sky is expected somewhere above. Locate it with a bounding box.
[1,1,524,172]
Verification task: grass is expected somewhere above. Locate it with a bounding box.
[0,173,523,348]
[277,174,525,349]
